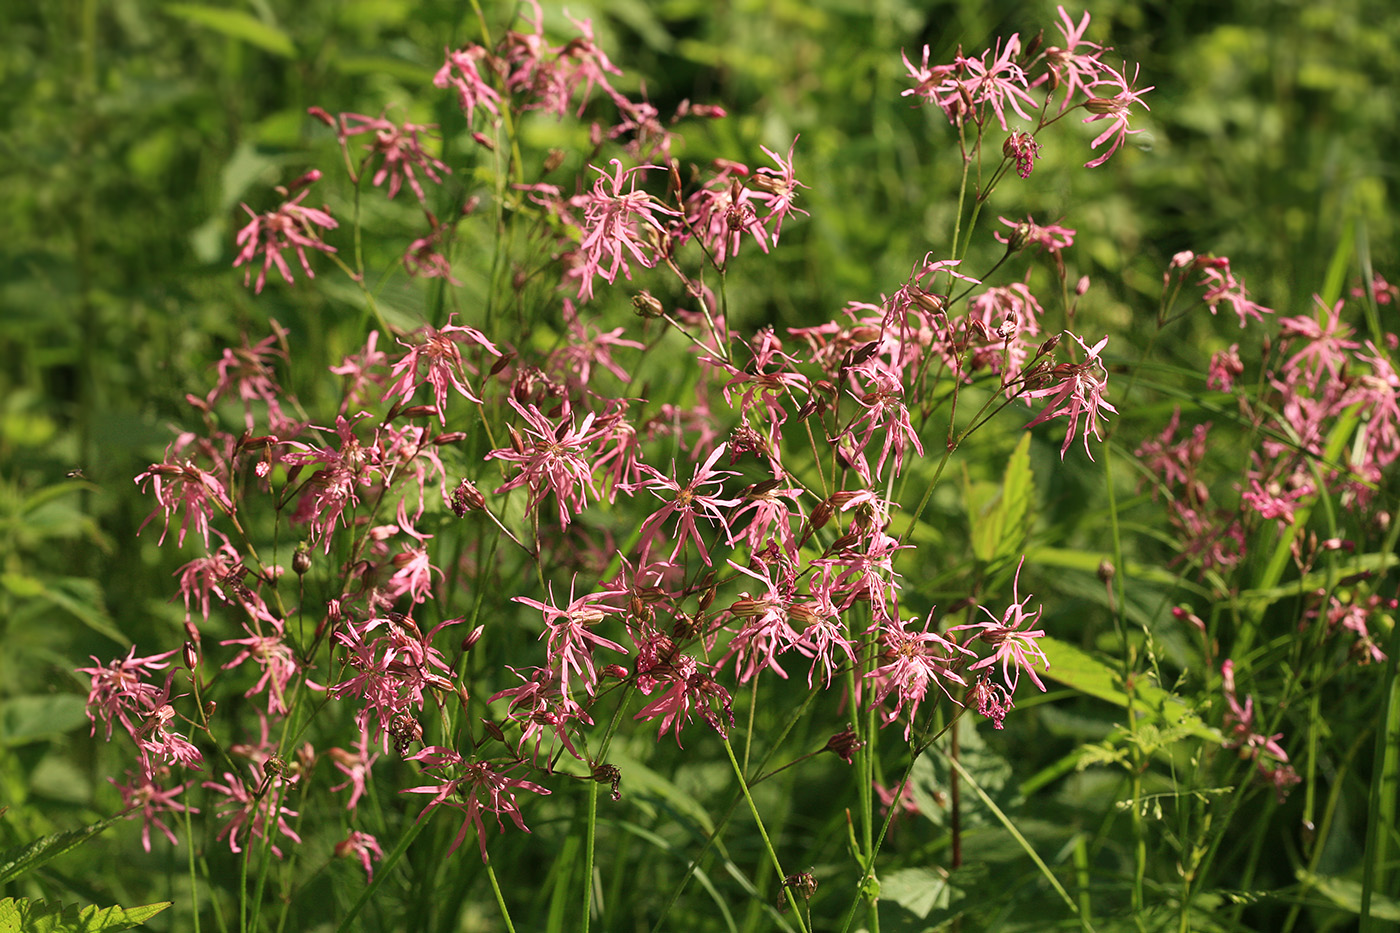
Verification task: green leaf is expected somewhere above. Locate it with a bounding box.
[0,813,129,884]
[0,574,125,646]
[164,4,296,58]
[1301,871,1400,922]
[966,432,1034,565]
[1038,637,1222,744]
[0,897,170,932]
[0,695,89,748]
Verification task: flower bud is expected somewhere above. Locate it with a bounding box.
[183,642,199,671]
[823,727,865,765]
[451,479,486,517]
[1004,221,1032,254]
[461,625,484,652]
[592,762,623,801]
[481,718,506,744]
[293,542,313,577]
[632,290,665,318]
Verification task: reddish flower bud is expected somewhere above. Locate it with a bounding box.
[823,727,865,765]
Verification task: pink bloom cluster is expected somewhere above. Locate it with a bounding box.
[901,7,1153,170]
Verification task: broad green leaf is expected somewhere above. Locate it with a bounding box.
[966,432,1034,565]
[0,897,170,932]
[0,696,89,747]
[164,5,295,58]
[1038,636,1222,744]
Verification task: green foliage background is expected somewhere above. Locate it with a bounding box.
[2,0,1399,930]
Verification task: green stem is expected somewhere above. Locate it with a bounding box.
[721,736,810,932]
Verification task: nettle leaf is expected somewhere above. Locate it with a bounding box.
[0,813,128,884]
[0,897,170,932]
[965,432,1034,565]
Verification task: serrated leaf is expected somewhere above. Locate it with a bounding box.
[0,813,128,884]
[0,574,126,646]
[0,897,170,932]
[164,5,296,58]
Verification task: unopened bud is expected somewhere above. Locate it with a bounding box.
[823,727,865,765]
[592,762,623,801]
[471,131,495,150]
[451,479,486,517]
[293,542,312,577]
[481,719,506,744]
[632,290,665,318]
[909,287,948,314]
[306,106,335,128]
[1075,275,1091,297]
[1097,560,1115,584]
[183,642,199,671]
[1004,221,1032,254]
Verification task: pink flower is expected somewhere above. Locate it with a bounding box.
[752,137,809,244]
[1240,475,1313,526]
[233,188,338,294]
[384,315,502,420]
[996,215,1075,254]
[572,160,679,302]
[78,647,177,742]
[626,444,741,566]
[949,557,1048,695]
[959,35,1038,130]
[486,397,605,528]
[204,764,302,856]
[283,415,378,550]
[133,674,204,776]
[1279,296,1360,386]
[403,216,462,284]
[1081,62,1154,168]
[433,46,501,126]
[328,735,379,812]
[335,831,385,880]
[403,747,550,861]
[220,618,300,716]
[1207,344,1244,392]
[110,770,198,852]
[1039,6,1108,111]
[513,578,627,695]
[866,611,974,740]
[632,653,734,746]
[337,112,450,204]
[1024,333,1118,459]
[135,457,234,549]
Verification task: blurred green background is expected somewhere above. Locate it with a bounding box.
[2,0,1398,927]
